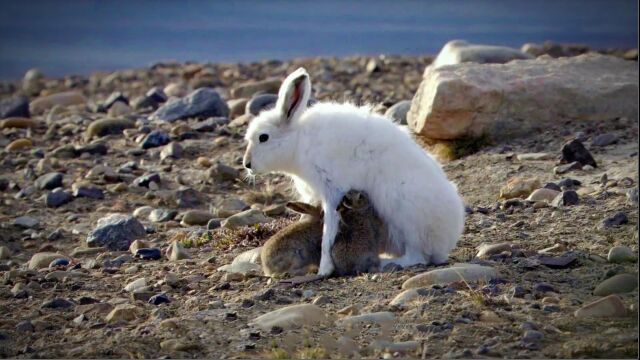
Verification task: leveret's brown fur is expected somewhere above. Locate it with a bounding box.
[261,191,387,277]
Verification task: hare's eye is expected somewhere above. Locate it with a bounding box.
[259,134,269,143]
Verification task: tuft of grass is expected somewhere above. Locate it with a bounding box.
[243,184,285,205]
[296,347,327,359]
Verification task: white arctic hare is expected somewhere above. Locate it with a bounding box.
[243,67,465,276]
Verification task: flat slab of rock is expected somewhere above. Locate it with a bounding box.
[432,40,532,69]
[408,53,638,140]
[574,295,627,318]
[336,312,395,327]
[30,91,86,114]
[593,274,638,296]
[250,304,327,330]
[402,264,497,289]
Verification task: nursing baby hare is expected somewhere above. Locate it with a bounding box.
[261,191,387,277]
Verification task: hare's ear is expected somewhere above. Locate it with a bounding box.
[286,201,321,217]
[276,68,311,125]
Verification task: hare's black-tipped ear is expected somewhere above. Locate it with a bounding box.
[277,68,311,125]
[286,201,321,217]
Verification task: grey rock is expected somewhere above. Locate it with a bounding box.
[192,117,227,132]
[207,218,222,230]
[174,187,205,208]
[73,185,104,199]
[602,212,629,229]
[594,273,638,296]
[181,210,215,226]
[76,142,108,156]
[551,191,579,207]
[626,188,638,205]
[432,40,533,69]
[561,139,597,167]
[150,87,229,122]
[51,144,79,159]
[86,214,146,251]
[522,330,544,343]
[133,173,161,188]
[35,172,63,190]
[554,161,582,175]
[141,130,170,149]
[0,96,30,119]
[16,320,34,332]
[160,142,182,160]
[607,246,636,263]
[592,133,618,147]
[208,162,240,182]
[384,100,411,125]
[41,298,75,309]
[103,92,129,110]
[246,94,278,115]
[557,178,581,189]
[45,189,73,207]
[148,208,176,223]
[14,216,39,228]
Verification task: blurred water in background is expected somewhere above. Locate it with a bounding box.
[0,0,636,79]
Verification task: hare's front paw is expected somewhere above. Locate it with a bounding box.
[317,256,335,276]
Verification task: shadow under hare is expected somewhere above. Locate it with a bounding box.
[261,191,387,277]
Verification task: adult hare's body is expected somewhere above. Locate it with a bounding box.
[244,68,465,276]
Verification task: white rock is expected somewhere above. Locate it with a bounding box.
[217,261,261,275]
[28,252,68,269]
[250,304,327,330]
[133,206,154,219]
[432,40,532,69]
[232,247,262,265]
[124,277,147,292]
[408,53,638,140]
[516,153,554,161]
[337,312,395,327]
[402,264,497,289]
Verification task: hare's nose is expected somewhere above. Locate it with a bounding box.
[245,162,252,169]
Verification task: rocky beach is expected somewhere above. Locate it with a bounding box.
[0,42,638,358]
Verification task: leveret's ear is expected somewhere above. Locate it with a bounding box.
[276,68,311,126]
[286,201,321,218]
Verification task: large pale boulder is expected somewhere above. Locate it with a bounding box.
[432,40,532,69]
[408,53,639,140]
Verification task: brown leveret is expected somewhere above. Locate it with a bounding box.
[261,191,387,277]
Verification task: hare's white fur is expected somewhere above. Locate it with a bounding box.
[244,68,465,276]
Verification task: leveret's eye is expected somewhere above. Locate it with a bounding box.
[259,134,269,143]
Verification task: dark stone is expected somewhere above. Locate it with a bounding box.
[47,228,63,241]
[241,299,255,308]
[150,87,229,122]
[78,296,99,305]
[538,255,577,269]
[192,117,228,132]
[41,298,75,309]
[254,288,275,301]
[225,312,238,321]
[246,94,278,115]
[135,248,162,260]
[551,190,579,207]
[475,206,490,214]
[175,187,205,208]
[86,214,146,251]
[73,186,104,199]
[0,96,30,119]
[533,283,556,293]
[16,320,34,332]
[207,218,221,230]
[560,139,597,167]
[148,293,171,305]
[522,330,544,343]
[45,190,73,208]
[384,100,411,125]
[141,130,170,149]
[77,142,108,156]
[213,282,231,291]
[0,177,8,191]
[602,212,629,228]
[133,173,161,188]
[51,144,79,159]
[49,258,69,268]
[35,172,63,190]
[557,178,581,188]
[146,87,167,103]
[542,305,560,313]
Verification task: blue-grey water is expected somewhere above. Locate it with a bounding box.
[0,0,637,80]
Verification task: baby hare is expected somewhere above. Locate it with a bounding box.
[261,191,386,277]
